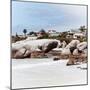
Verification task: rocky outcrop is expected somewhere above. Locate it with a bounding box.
[66,58,76,66]
[43,41,58,53]
[23,50,31,58]
[61,41,67,48]
[60,40,87,66]
[61,48,71,55]
[73,49,79,55]
[65,40,80,49]
[66,48,87,66]
[61,40,80,55]
[12,39,61,59]
[77,42,87,51]
[13,48,26,59]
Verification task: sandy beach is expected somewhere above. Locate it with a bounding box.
[12,58,87,89]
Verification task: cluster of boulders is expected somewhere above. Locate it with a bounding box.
[12,38,87,66]
[12,39,61,59]
[60,40,87,65]
[52,40,87,65]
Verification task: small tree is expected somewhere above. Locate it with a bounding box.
[28,31,37,36]
[79,26,86,32]
[40,29,46,35]
[38,29,49,39]
[23,29,27,37]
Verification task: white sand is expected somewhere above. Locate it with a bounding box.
[12,58,87,89]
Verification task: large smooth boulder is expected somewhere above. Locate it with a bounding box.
[73,49,79,55]
[65,40,80,49]
[62,40,80,55]
[61,41,67,48]
[23,50,31,58]
[14,48,26,59]
[42,41,58,53]
[11,49,18,58]
[12,39,61,58]
[12,39,61,52]
[66,59,75,66]
[77,42,87,51]
[61,48,71,55]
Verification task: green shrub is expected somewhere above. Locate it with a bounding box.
[12,36,27,43]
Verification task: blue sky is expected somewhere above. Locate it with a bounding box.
[12,1,87,35]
